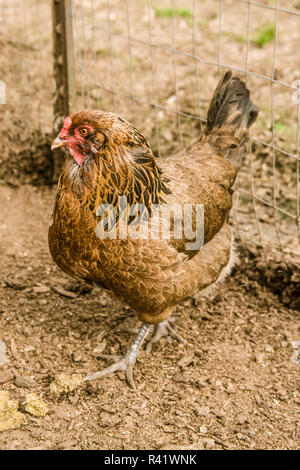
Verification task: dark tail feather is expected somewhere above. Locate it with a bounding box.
[206,70,258,132]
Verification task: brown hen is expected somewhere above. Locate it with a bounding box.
[49,71,258,388]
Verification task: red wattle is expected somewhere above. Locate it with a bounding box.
[70,146,85,166]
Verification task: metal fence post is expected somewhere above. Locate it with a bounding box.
[52,0,76,181]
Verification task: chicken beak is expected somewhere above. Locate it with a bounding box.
[51,137,67,151]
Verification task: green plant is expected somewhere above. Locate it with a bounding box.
[252,24,275,48]
[274,122,291,135]
[153,6,193,18]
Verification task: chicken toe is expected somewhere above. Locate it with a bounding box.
[146,319,187,353]
[83,323,152,389]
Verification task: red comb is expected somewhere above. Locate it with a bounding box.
[59,117,72,138]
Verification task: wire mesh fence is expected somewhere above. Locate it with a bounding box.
[0,0,53,184]
[1,0,299,262]
[72,0,300,263]
[0,0,53,132]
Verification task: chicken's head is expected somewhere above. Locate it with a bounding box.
[51,110,163,198]
[51,113,106,167]
[51,110,154,170]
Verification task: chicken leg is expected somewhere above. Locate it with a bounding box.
[83,319,187,388]
[83,323,152,389]
[145,319,187,353]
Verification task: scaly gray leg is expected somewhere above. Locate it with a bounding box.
[83,323,152,389]
[145,318,187,353]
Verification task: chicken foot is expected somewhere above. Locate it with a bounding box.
[145,319,187,353]
[83,322,152,389]
[83,319,187,388]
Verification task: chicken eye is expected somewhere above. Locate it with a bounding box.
[79,128,88,136]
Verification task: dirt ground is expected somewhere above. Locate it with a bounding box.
[0,184,299,450]
[0,0,299,451]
